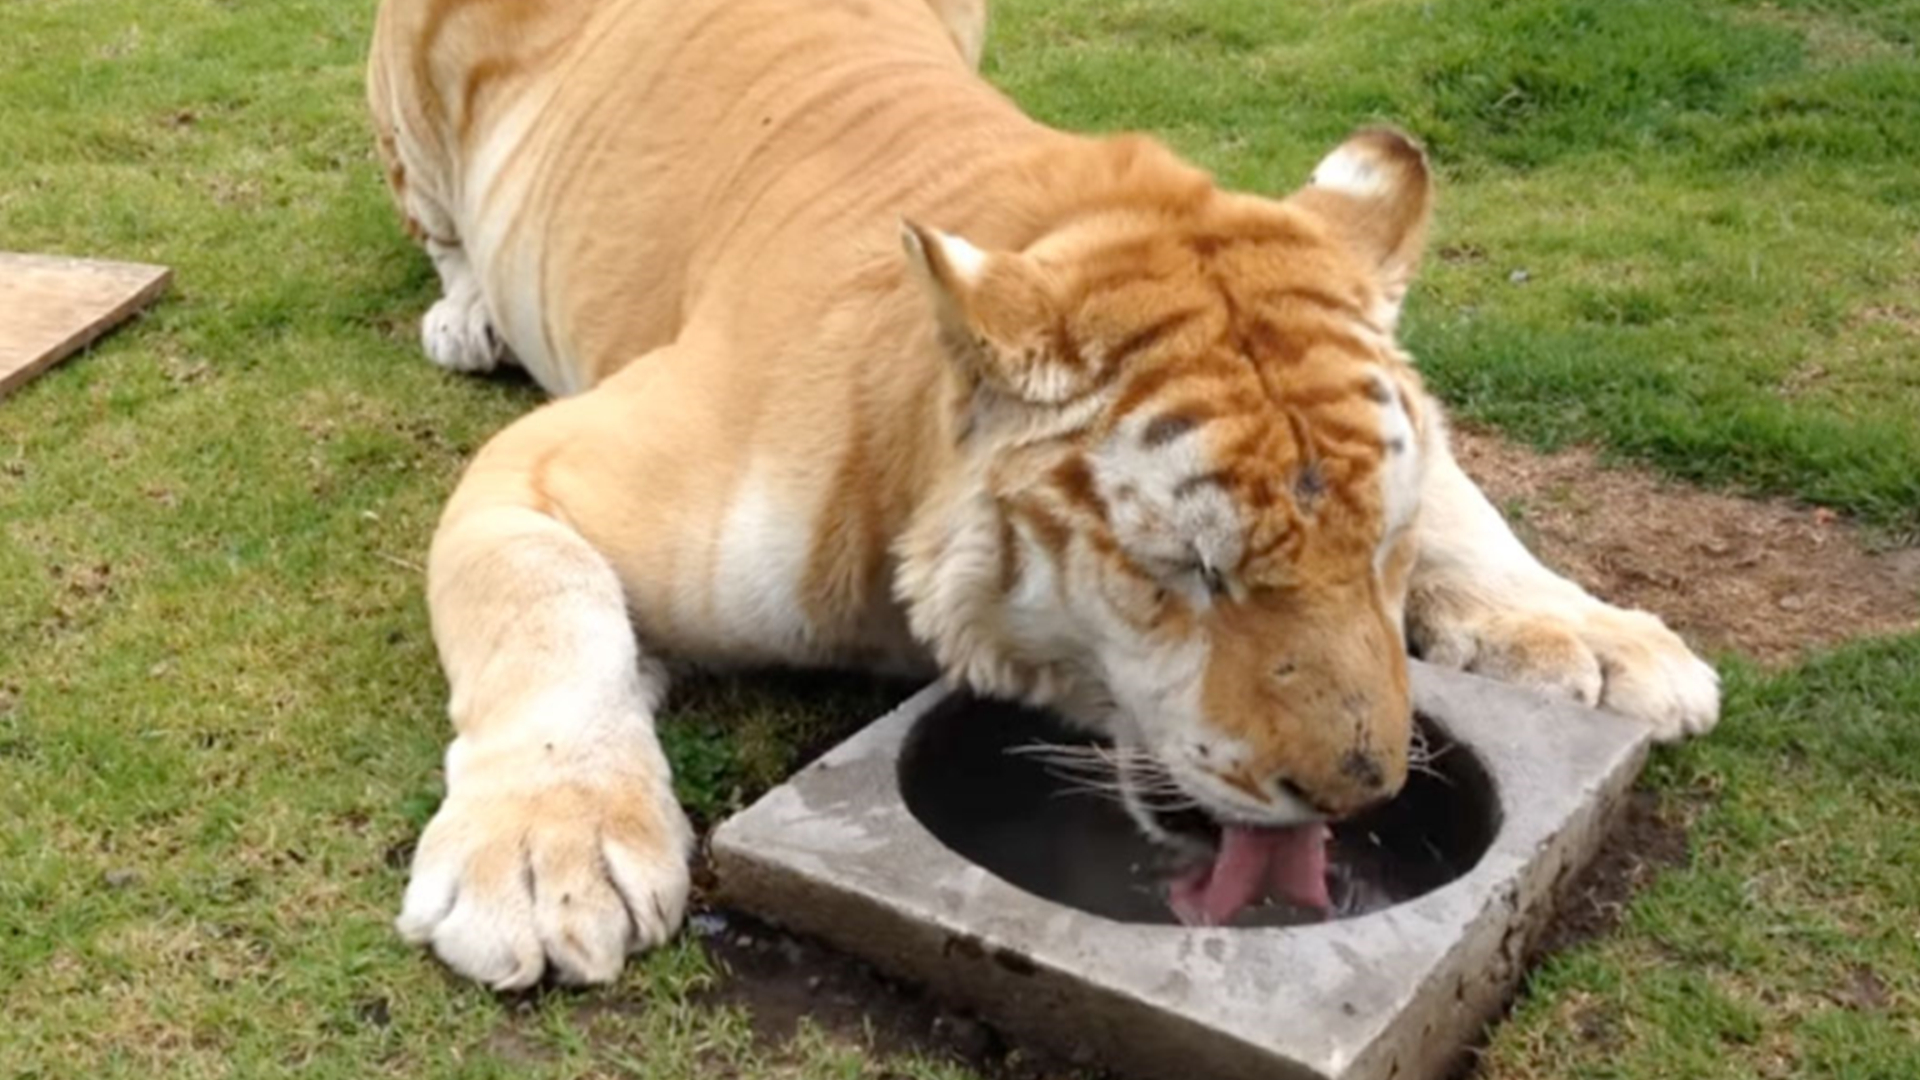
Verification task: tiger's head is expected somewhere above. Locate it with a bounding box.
[895,129,1434,875]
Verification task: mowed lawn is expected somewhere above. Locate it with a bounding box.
[1,0,1916,1077]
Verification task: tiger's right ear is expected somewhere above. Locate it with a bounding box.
[900,220,1095,405]
[1286,128,1432,330]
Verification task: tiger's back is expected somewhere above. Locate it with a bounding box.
[369,0,1011,394]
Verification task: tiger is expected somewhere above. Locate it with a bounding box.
[367,0,1719,989]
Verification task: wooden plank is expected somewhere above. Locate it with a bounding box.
[0,252,172,398]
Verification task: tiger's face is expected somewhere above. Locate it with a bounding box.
[898,129,1432,840]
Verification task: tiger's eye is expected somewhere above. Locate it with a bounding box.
[1200,565,1227,596]
[1293,461,1327,507]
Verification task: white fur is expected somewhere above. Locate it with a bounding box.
[897,471,1041,698]
[397,761,690,989]
[401,506,692,988]
[708,466,818,661]
[1167,758,1325,828]
[1091,415,1245,585]
[1373,370,1422,568]
[1098,627,1326,829]
[1408,418,1720,740]
[1310,145,1387,197]
[1110,637,1325,830]
[1101,628,1207,739]
[1020,360,1089,404]
[924,0,987,69]
[461,81,548,226]
[421,240,507,374]
[463,93,568,391]
[896,390,1119,708]
[928,227,989,284]
[401,90,557,385]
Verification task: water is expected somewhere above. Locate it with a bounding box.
[898,696,1500,928]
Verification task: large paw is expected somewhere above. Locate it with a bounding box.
[396,772,692,989]
[1412,594,1720,741]
[421,289,507,374]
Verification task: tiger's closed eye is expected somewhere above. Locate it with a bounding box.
[1195,559,1228,597]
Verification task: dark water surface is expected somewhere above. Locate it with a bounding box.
[899,696,1500,927]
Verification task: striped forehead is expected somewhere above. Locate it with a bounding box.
[1029,217,1424,572]
[1085,359,1416,580]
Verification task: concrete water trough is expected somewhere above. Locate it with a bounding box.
[711,661,1651,1080]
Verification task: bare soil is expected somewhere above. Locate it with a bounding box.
[1450,426,1920,666]
[1524,790,1690,962]
[692,905,1106,1080]
[1448,791,1697,1079]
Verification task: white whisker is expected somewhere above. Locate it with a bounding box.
[1007,739,1206,818]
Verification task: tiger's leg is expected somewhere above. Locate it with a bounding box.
[419,237,511,375]
[395,407,691,988]
[367,9,512,378]
[1406,418,1720,740]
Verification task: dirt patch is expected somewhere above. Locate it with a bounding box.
[1450,426,1920,666]
[1849,302,1920,337]
[1451,790,1692,1079]
[1529,790,1690,961]
[1732,3,1911,67]
[690,904,1104,1080]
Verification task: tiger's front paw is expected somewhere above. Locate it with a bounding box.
[422,290,507,374]
[1412,593,1720,741]
[395,760,692,990]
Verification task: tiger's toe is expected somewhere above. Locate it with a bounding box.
[1414,596,1720,740]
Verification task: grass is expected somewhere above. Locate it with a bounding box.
[0,0,1914,1077]
[990,0,1920,529]
[1484,640,1920,1079]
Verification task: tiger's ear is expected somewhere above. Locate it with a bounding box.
[900,220,1094,405]
[1288,127,1432,329]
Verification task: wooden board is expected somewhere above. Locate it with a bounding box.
[0,252,172,397]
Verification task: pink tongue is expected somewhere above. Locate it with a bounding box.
[1167,825,1332,927]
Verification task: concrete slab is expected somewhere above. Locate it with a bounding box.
[712,661,1651,1080]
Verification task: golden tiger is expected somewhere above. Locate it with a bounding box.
[367,0,1719,988]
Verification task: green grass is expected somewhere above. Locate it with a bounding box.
[988,0,1920,528]
[1484,638,1920,1079]
[0,0,1914,1077]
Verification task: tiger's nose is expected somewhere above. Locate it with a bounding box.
[1282,747,1404,819]
[1332,746,1404,815]
[1340,748,1389,792]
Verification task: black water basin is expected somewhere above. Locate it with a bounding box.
[898,695,1500,927]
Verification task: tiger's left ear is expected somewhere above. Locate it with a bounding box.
[1288,127,1432,329]
[900,220,1097,405]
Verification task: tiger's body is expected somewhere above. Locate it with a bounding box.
[369,0,1719,990]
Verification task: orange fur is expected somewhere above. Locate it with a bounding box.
[371,0,1720,990]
